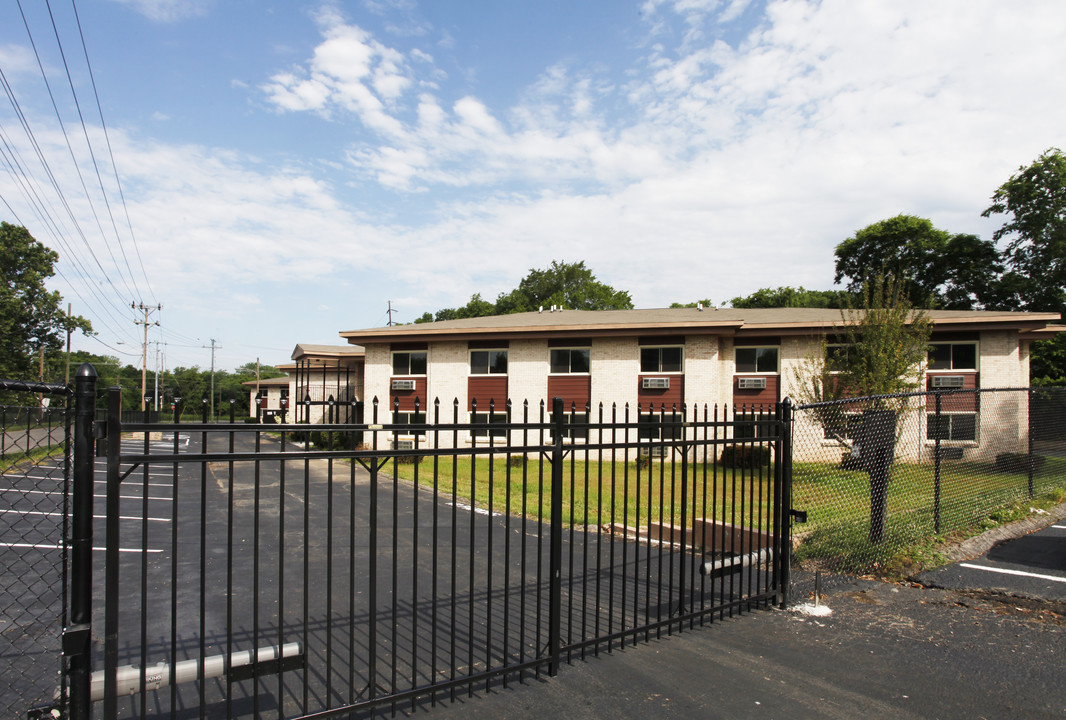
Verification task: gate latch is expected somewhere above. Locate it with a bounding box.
[789,509,808,524]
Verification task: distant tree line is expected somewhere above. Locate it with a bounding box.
[56,351,287,415]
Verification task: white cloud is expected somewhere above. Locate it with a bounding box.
[107,0,213,23]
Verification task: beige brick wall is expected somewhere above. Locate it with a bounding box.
[590,337,640,411]
[508,339,549,410]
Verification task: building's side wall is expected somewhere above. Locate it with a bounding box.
[975,330,1028,460]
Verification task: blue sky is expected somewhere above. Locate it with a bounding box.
[1,0,1063,372]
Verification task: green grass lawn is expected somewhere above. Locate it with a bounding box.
[380,454,778,531]
[792,456,1066,571]
[378,450,1066,573]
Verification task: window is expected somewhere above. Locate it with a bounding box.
[550,412,589,440]
[393,351,427,376]
[735,347,778,373]
[470,349,508,375]
[821,411,862,441]
[640,346,683,373]
[471,412,508,438]
[734,412,775,440]
[927,413,977,442]
[928,343,977,371]
[392,411,426,436]
[550,348,590,374]
[638,413,683,440]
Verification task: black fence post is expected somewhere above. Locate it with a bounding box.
[103,386,123,719]
[548,397,564,676]
[68,363,97,720]
[1027,387,1035,498]
[776,398,793,609]
[934,392,942,534]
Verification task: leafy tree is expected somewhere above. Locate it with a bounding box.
[983,147,1066,314]
[729,286,847,309]
[0,222,92,381]
[792,275,932,544]
[670,298,714,308]
[419,261,632,321]
[984,148,1066,384]
[834,215,1006,310]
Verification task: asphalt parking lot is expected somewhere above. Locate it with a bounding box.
[915,504,1066,602]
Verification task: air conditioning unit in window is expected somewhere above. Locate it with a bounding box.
[931,375,965,389]
[391,379,416,391]
[393,439,415,451]
[642,377,670,390]
[737,377,767,390]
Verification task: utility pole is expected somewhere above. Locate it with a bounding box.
[202,339,221,418]
[387,301,396,326]
[132,303,162,412]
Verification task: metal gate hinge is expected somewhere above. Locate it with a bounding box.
[61,624,91,657]
[789,509,808,524]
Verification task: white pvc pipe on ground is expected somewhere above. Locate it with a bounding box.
[87,642,303,702]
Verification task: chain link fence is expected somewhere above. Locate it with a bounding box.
[790,387,1066,576]
[0,395,73,717]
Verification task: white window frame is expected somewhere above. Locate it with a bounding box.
[549,347,591,375]
[926,411,979,443]
[391,410,427,437]
[735,346,779,374]
[639,345,684,374]
[391,350,427,376]
[469,349,508,376]
[927,342,978,372]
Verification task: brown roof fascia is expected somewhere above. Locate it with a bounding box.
[340,320,746,345]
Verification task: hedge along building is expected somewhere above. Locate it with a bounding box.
[339,307,1060,461]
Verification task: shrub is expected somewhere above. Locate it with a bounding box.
[720,444,771,468]
[993,452,1046,474]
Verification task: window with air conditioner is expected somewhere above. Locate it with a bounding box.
[640,346,683,373]
[928,343,977,371]
[392,411,426,436]
[392,351,427,376]
[735,346,778,373]
[470,412,508,437]
[926,413,977,442]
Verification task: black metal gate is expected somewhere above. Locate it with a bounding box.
[71,383,792,719]
[0,369,97,719]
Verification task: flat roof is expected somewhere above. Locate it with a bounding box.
[339,307,1062,344]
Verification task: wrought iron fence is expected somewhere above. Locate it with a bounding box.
[88,392,788,720]
[790,386,1066,576]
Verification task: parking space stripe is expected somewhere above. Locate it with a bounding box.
[958,563,1066,584]
[0,542,163,553]
[0,509,170,522]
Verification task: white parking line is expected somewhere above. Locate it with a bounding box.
[2,488,171,501]
[1053,525,1066,530]
[0,542,163,553]
[0,509,170,522]
[959,563,1066,584]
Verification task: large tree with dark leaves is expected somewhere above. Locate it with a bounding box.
[834,214,1008,310]
[0,222,92,381]
[984,149,1066,384]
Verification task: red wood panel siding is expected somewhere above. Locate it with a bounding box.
[926,373,979,412]
[548,376,591,409]
[390,376,427,412]
[637,375,684,410]
[732,375,779,408]
[468,376,508,410]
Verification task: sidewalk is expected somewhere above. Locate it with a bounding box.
[413,573,1064,720]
